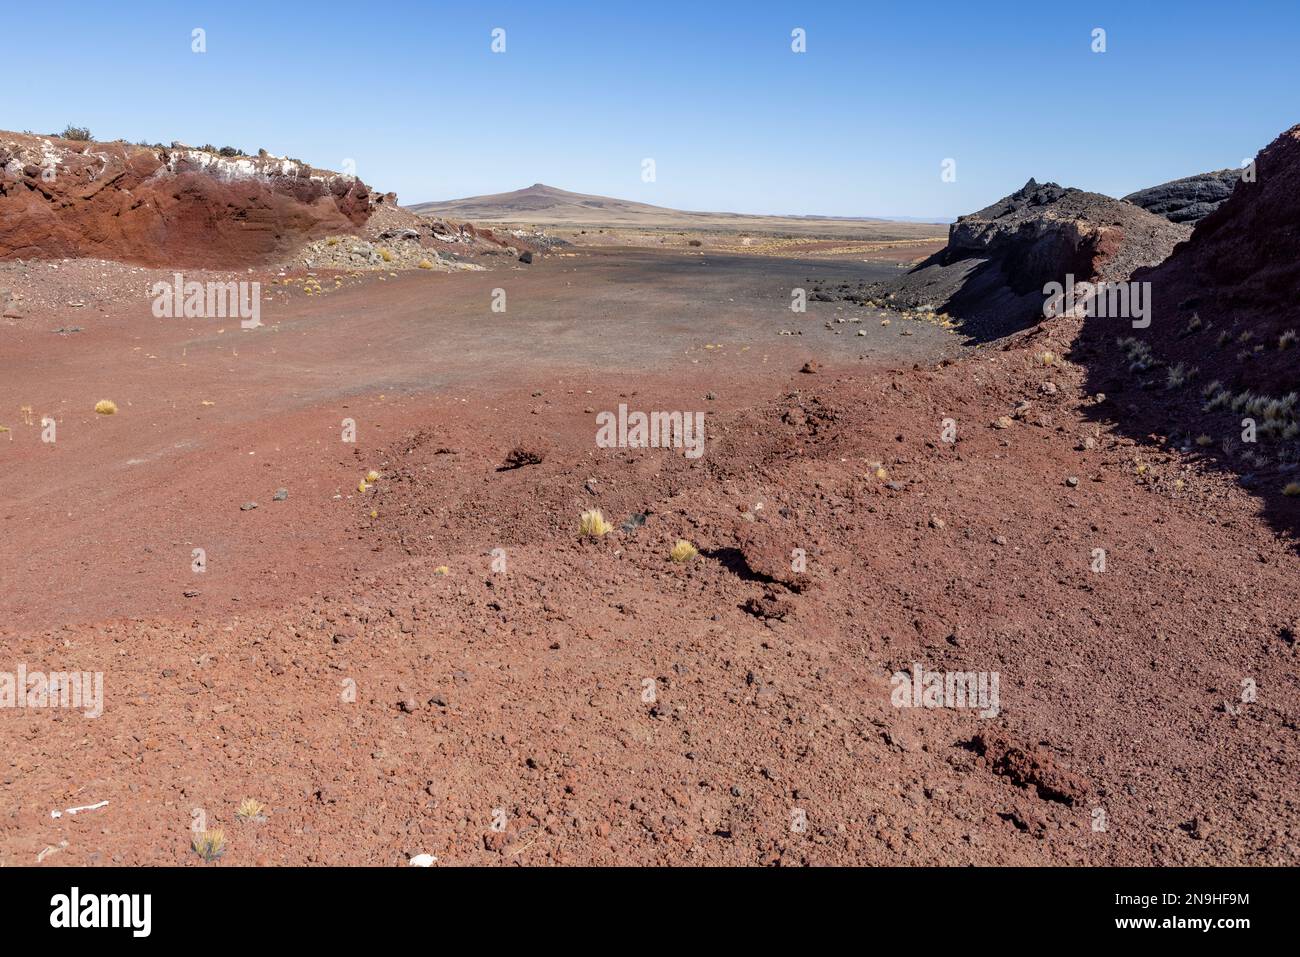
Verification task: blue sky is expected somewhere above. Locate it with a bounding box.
[10,1,1297,219]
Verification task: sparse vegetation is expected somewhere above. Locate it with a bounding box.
[94,399,117,415]
[1279,329,1297,349]
[1284,483,1300,497]
[236,798,267,822]
[1165,363,1196,389]
[579,509,613,537]
[1115,337,1155,373]
[192,829,226,862]
[60,125,92,141]
[669,539,699,563]
[1204,383,1232,411]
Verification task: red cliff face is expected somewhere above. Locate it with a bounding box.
[0,132,374,268]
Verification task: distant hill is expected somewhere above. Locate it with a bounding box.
[407,184,947,240]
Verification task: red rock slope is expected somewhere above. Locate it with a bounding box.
[0,131,374,268]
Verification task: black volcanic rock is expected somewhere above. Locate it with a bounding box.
[1123,169,1241,225]
[828,179,1189,341]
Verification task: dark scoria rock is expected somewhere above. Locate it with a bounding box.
[836,178,1189,342]
[1123,168,1241,225]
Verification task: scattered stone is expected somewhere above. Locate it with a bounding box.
[620,512,648,533]
[273,488,288,501]
[501,445,545,470]
[969,732,1089,805]
[240,501,258,511]
[743,592,795,621]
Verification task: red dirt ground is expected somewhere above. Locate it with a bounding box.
[1,247,1296,866]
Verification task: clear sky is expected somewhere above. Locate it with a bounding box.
[9,1,1297,220]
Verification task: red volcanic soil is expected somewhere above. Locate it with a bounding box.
[1,248,1297,866]
[0,131,373,268]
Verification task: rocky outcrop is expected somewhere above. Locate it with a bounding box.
[0,131,374,267]
[828,179,1190,340]
[1118,125,1300,399]
[1123,168,1240,224]
[1074,125,1300,513]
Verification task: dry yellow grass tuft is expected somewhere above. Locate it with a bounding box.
[192,829,226,862]
[94,399,117,415]
[669,539,699,563]
[417,259,434,270]
[1284,483,1300,497]
[366,469,380,482]
[236,798,266,822]
[579,509,613,537]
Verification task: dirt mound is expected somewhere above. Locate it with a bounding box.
[1123,168,1240,224]
[819,179,1189,341]
[0,131,374,268]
